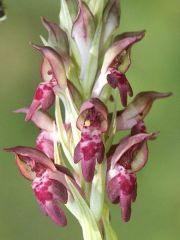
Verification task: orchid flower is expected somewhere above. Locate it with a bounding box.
[107,121,157,221]
[92,31,145,106]
[74,98,108,181]
[26,45,67,121]
[107,165,137,222]
[5,1,172,240]
[15,108,59,159]
[5,147,73,227]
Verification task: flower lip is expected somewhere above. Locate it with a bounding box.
[76,98,108,132]
[32,169,68,227]
[107,68,133,106]
[107,165,137,222]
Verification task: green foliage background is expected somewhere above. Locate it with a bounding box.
[0,0,179,239]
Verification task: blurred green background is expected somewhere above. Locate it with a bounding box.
[0,0,179,239]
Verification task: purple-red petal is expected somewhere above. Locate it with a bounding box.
[44,201,67,227]
[107,69,133,107]
[32,172,68,227]
[81,158,96,182]
[107,166,137,222]
[25,82,55,121]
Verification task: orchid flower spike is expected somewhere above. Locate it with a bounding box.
[5,1,172,239]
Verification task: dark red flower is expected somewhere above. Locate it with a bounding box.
[74,98,108,182]
[5,147,75,227]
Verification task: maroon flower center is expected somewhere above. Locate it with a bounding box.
[131,121,147,135]
[110,55,121,69]
[33,163,47,177]
[107,71,127,89]
[107,69,133,107]
[84,107,102,129]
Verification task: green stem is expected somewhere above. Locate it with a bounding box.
[102,203,118,240]
[82,181,91,204]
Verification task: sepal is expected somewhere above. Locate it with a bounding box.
[116,91,172,131]
[32,44,67,89]
[110,132,155,172]
[14,108,54,132]
[5,146,56,172]
[72,1,95,80]
[41,17,69,57]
